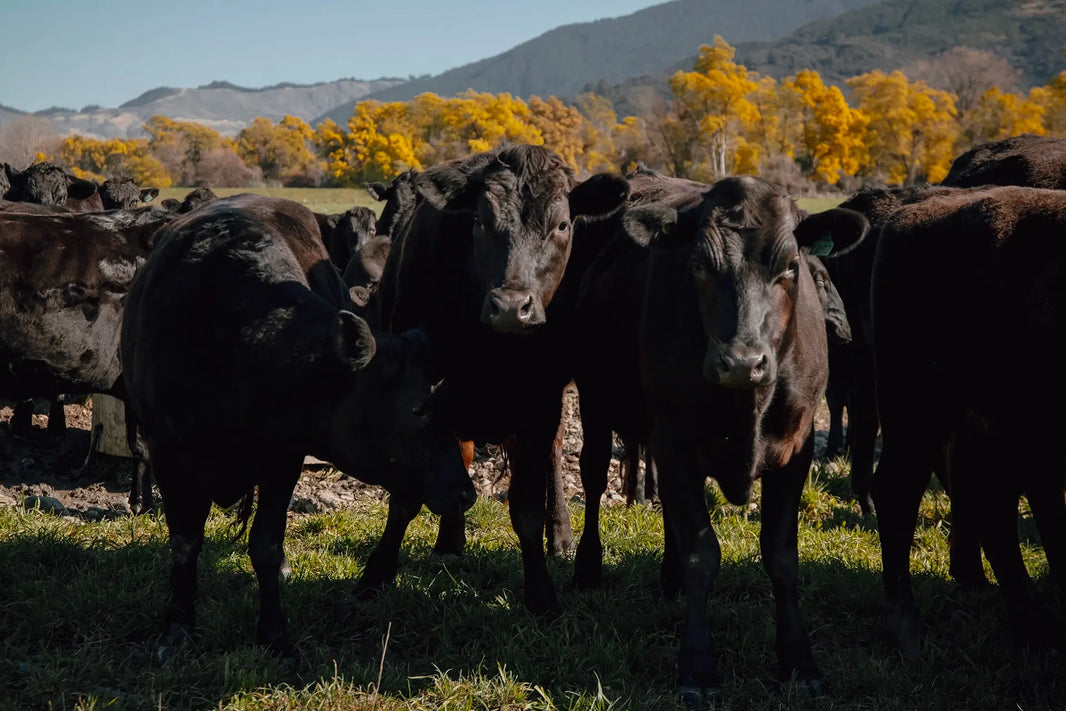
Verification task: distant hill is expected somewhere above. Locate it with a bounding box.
[316,0,884,125]
[0,104,26,124]
[598,0,1066,117]
[16,78,407,139]
[732,0,1066,89]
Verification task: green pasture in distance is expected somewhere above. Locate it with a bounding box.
[797,195,844,212]
[156,186,379,216]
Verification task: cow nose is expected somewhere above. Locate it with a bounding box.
[484,289,538,330]
[714,350,769,388]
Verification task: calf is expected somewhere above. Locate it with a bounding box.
[364,144,629,614]
[871,185,1066,658]
[120,194,476,661]
[942,134,1066,190]
[629,176,866,704]
[315,205,378,273]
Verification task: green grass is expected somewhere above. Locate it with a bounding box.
[1,464,1061,711]
[156,187,380,216]
[796,196,844,213]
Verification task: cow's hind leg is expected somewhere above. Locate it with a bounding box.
[573,402,612,589]
[432,439,474,558]
[544,420,572,557]
[248,456,302,661]
[761,433,824,696]
[153,448,211,664]
[46,397,66,435]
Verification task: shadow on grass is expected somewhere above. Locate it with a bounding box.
[1,508,1063,711]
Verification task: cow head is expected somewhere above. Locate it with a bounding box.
[626,176,867,390]
[326,206,378,271]
[328,318,476,516]
[343,234,392,309]
[367,169,420,239]
[805,254,851,346]
[3,162,97,205]
[416,144,629,334]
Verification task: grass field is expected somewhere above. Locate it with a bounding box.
[155,187,840,218]
[1,461,1061,710]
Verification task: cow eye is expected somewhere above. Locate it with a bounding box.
[411,402,429,419]
[557,220,570,233]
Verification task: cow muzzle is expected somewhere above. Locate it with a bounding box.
[481,288,544,332]
[705,345,773,389]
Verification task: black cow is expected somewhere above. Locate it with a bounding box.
[2,162,98,206]
[871,185,1066,658]
[342,234,391,311]
[367,169,420,240]
[0,206,173,437]
[315,205,378,273]
[363,144,629,614]
[942,134,1066,190]
[120,194,476,661]
[625,176,866,704]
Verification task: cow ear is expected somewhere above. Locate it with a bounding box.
[140,188,159,203]
[335,311,376,371]
[3,163,17,181]
[416,165,477,211]
[622,204,679,247]
[67,179,98,201]
[366,182,388,201]
[794,208,868,257]
[349,285,371,308]
[569,172,629,218]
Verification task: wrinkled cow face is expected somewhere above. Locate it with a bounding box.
[6,162,96,206]
[417,145,629,335]
[627,176,867,390]
[329,318,476,516]
[343,235,392,308]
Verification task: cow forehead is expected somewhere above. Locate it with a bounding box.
[697,187,801,264]
[481,172,570,231]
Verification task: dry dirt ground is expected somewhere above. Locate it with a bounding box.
[0,385,837,522]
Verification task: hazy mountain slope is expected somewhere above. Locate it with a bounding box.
[22,78,407,139]
[317,0,884,124]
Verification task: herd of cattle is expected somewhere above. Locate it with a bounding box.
[2,134,1065,707]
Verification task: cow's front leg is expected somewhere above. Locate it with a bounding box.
[760,434,824,696]
[355,497,420,597]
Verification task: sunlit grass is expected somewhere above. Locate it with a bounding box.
[156,186,379,216]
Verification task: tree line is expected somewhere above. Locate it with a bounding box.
[5,38,1065,191]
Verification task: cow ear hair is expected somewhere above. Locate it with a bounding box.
[348,285,371,309]
[416,165,477,211]
[794,207,868,257]
[140,188,159,203]
[66,178,99,201]
[3,163,17,181]
[366,182,388,201]
[622,204,679,247]
[335,311,377,371]
[569,172,630,218]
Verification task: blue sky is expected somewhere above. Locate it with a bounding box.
[0,0,662,112]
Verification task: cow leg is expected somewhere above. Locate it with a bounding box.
[153,449,211,663]
[507,419,562,616]
[573,405,612,589]
[544,420,573,557]
[1027,477,1066,592]
[355,498,421,598]
[823,361,847,461]
[760,434,824,695]
[248,457,302,660]
[432,439,474,557]
[644,448,659,504]
[11,400,33,435]
[660,503,683,600]
[126,417,154,516]
[46,397,66,435]
[848,356,878,515]
[657,447,720,708]
[871,439,933,660]
[620,437,641,505]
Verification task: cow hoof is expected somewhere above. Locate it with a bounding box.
[429,551,463,565]
[353,578,388,602]
[156,623,192,665]
[790,674,828,699]
[888,609,923,661]
[524,587,561,618]
[678,685,723,709]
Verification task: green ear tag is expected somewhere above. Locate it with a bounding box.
[808,237,834,257]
